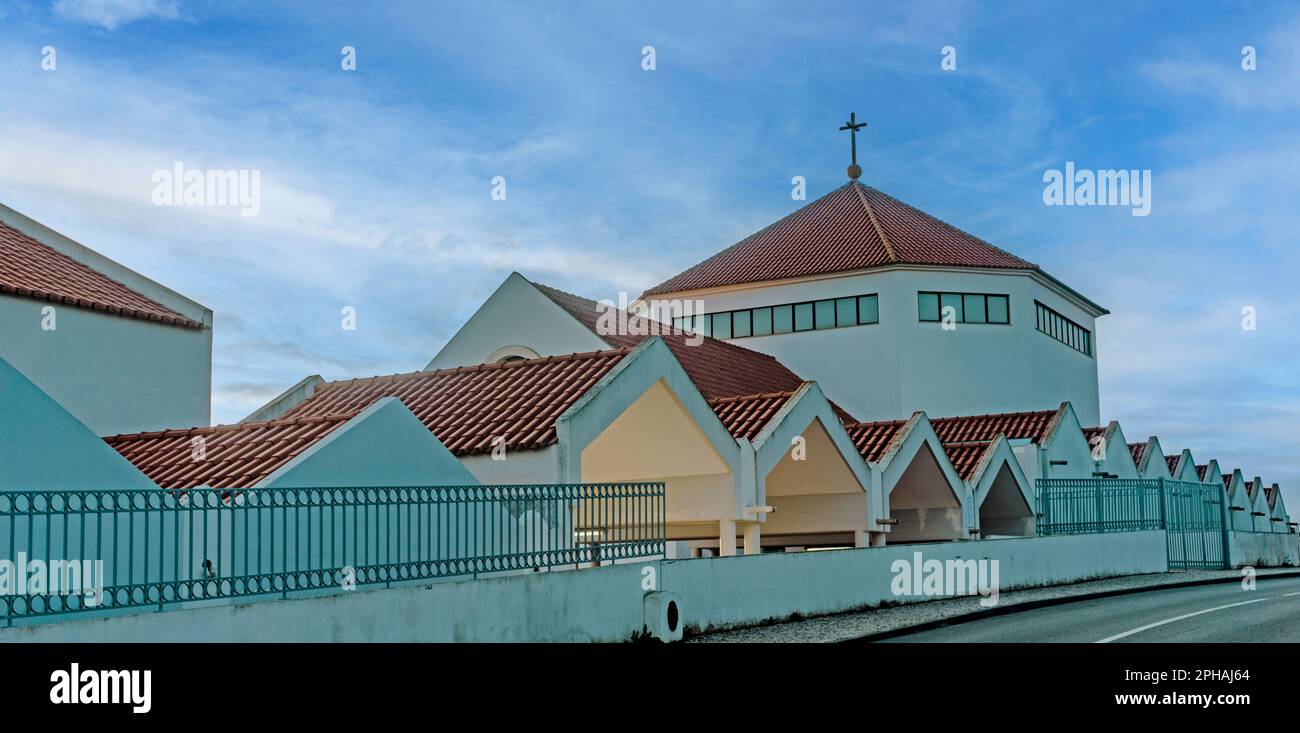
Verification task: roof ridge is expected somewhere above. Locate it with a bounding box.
[930,407,1057,422]
[863,185,1038,270]
[707,389,800,405]
[320,347,635,388]
[853,181,897,263]
[105,412,356,443]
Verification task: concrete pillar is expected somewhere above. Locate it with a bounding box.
[719,519,737,557]
[743,522,761,555]
[853,530,870,548]
[870,532,887,548]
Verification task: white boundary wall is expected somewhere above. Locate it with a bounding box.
[0,531,1167,643]
[1229,531,1300,568]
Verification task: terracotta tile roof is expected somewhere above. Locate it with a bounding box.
[105,414,353,489]
[0,220,202,329]
[930,409,1057,444]
[843,419,909,463]
[532,281,806,400]
[1129,442,1147,466]
[1165,454,1181,474]
[1223,473,1233,490]
[708,390,799,440]
[281,348,631,456]
[944,441,993,482]
[643,181,1037,295]
[1196,464,1209,481]
[1264,485,1278,509]
[1082,426,1105,442]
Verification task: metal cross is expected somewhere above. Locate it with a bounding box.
[839,112,867,179]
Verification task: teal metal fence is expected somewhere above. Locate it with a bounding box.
[1036,478,1228,569]
[0,482,665,627]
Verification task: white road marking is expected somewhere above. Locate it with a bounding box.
[1096,598,1271,643]
[1284,592,1300,597]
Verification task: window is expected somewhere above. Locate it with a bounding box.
[712,311,732,340]
[680,292,880,341]
[858,295,879,324]
[1034,300,1092,356]
[773,304,793,334]
[919,291,1011,325]
[918,292,939,321]
[814,300,836,330]
[794,302,814,331]
[732,309,752,338]
[836,297,857,327]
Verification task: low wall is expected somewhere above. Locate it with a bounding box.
[0,531,1167,643]
[1229,531,1300,568]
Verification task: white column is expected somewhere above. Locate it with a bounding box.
[870,532,887,547]
[718,519,737,557]
[743,522,761,555]
[853,530,870,548]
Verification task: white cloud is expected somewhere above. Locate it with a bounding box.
[52,0,180,30]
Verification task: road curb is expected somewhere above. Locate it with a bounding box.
[839,569,1300,643]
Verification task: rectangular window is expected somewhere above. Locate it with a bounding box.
[858,294,879,324]
[712,311,732,340]
[752,306,772,336]
[1035,301,1092,356]
[918,292,940,321]
[940,293,963,322]
[732,309,752,338]
[921,291,1011,326]
[772,304,793,334]
[814,299,836,330]
[794,302,814,331]
[835,297,857,327]
[987,295,1009,324]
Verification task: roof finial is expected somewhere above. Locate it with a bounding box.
[839,112,867,180]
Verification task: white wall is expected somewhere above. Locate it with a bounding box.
[0,296,211,435]
[1229,531,1300,568]
[660,267,1101,424]
[0,531,1167,642]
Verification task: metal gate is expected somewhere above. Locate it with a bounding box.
[1036,478,1229,569]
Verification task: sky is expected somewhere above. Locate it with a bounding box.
[0,0,1297,509]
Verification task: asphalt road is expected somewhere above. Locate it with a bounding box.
[880,575,1300,643]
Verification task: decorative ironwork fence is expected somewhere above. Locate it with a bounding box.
[1036,478,1228,569]
[0,483,665,626]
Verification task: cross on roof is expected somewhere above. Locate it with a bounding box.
[839,112,867,180]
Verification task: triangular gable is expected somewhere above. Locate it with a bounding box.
[0,355,157,491]
[1169,449,1200,483]
[259,397,479,488]
[967,435,1033,514]
[1133,436,1169,479]
[425,272,610,370]
[1037,402,1094,480]
[1096,421,1139,478]
[867,412,966,506]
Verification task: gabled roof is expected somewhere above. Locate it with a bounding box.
[531,280,806,400]
[0,220,202,329]
[1265,485,1278,509]
[279,348,631,456]
[708,390,800,441]
[643,181,1038,296]
[944,441,996,482]
[1165,454,1181,474]
[930,408,1058,444]
[105,414,353,489]
[1196,464,1209,481]
[1082,426,1106,442]
[1129,441,1148,466]
[842,418,909,463]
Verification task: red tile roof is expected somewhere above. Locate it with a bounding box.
[1264,485,1278,509]
[281,348,631,456]
[0,220,202,329]
[943,441,994,482]
[1082,426,1105,442]
[1196,464,1209,481]
[1129,441,1148,466]
[105,414,353,489]
[1165,454,1181,474]
[1223,473,1233,490]
[930,409,1057,444]
[532,281,806,400]
[708,390,799,440]
[843,419,909,463]
[643,181,1037,295]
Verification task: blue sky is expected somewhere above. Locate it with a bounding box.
[1,0,1297,509]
